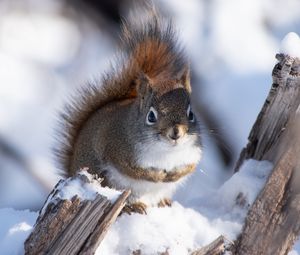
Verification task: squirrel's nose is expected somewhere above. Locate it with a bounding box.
[167,125,186,141]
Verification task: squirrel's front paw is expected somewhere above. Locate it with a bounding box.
[158,198,172,207]
[122,202,147,215]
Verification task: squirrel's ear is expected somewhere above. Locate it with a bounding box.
[136,72,154,110]
[177,66,192,93]
[136,72,153,98]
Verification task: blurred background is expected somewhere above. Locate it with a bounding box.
[0,0,300,211]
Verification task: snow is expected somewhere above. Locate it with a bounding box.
[58,171,121,202]
[40,170,121,216]
[0,0,300,254]
[0,160,273,255]
[0,208,37,255]
[280,32,300,58]
[97,159,273,254]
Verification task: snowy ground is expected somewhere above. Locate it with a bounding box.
[98,160,273,254]
[0,160,273,254]
[1,0,300,254]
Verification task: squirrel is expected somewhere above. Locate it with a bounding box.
[56,8,202,214]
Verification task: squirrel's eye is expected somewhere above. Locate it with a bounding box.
[187,105,195,122]
[146,107,158,125]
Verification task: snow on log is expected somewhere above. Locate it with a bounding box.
[232,54,300,254]
[24,170,130,255]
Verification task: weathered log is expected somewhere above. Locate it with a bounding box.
[235,54,300,170]
[232,54,300,254]
[79,189,131,254]
[191,235,226,255]
[24,171,130,255]
[133,235,226,255]
[233,144,300,254]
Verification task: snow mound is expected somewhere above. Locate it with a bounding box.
[280,32,300,58]
[0,160,278,255]
[98,159,273,255]
[58,171,121,202]
[40,170,121,216]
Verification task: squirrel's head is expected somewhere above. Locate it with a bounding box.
[135,70,200,146]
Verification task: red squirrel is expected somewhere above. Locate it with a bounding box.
[56,8,202,214]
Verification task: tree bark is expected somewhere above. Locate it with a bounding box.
[191,235,226,255]
[235,54,300,170]
[232,54,300,255]
[24,172,130,255]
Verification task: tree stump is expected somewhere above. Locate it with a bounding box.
[235,54,300,169]
[24,171,130,255]
[232,54,300,254]
[191,236,226,255]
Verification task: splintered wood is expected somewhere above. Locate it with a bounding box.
[235,54,300,169]
[232,54,300,255]
[191,236,226,255]
[24,173,130,255]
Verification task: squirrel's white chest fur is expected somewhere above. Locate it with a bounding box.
[106,166,188,205]
[105,137,201,206]
[136,136,202,171]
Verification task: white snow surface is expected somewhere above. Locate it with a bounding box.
[40,171,121,216]
[97,159,273,254]
[58,171,121,202]
[280,32,300,58]
[0,208,37,255]
[0,160,273,254]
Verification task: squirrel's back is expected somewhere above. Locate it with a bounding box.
[56,9,191,177]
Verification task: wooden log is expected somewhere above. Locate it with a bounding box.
[233,145,300,255]
[235,54,300,170]
[132,235,226,255]
[191,235,226,255]
[24,171,130,255]
[79,190,130,254]
[232,54,300,254]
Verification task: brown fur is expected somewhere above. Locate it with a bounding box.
[55,13,191,176]
[113,163,197,183]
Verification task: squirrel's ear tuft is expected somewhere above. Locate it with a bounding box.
[177,66,192,93]
[135,72,154,110]
[136,72,153,98]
